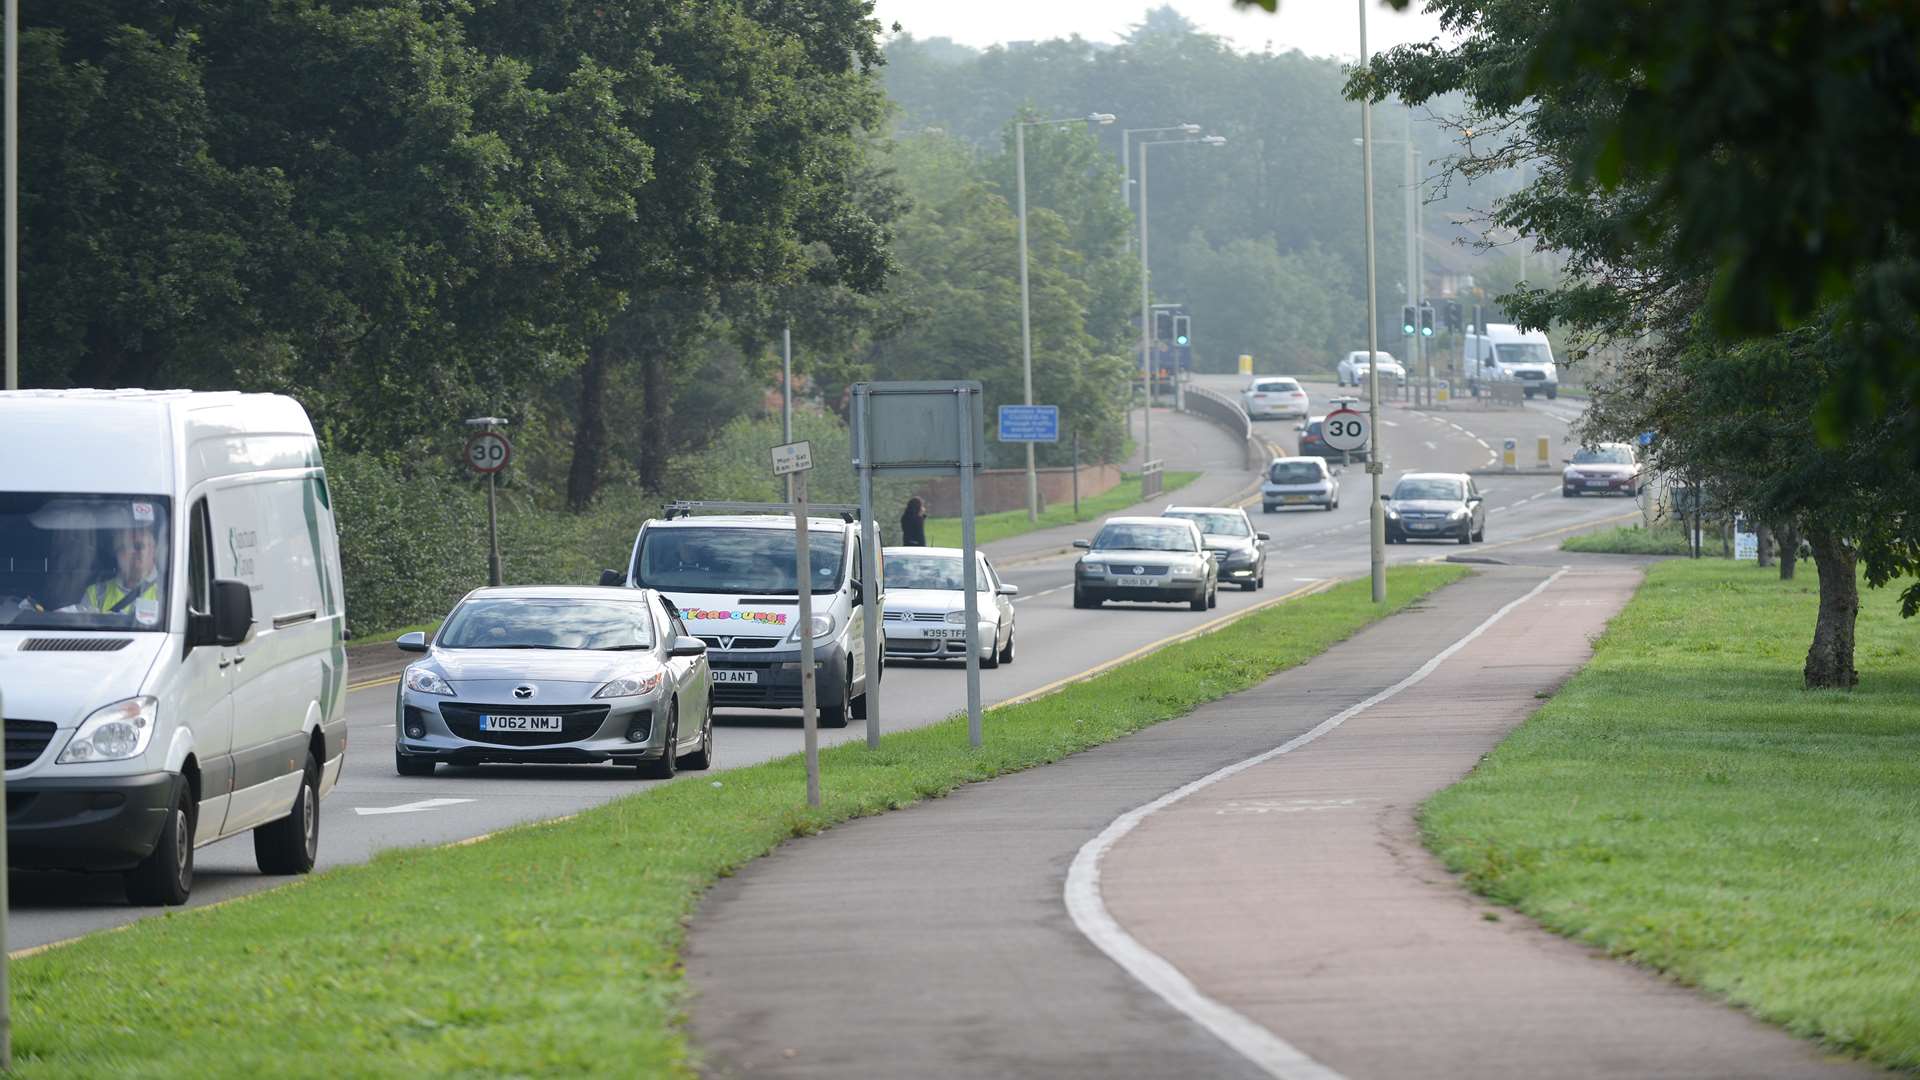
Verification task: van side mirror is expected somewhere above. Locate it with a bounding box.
[599,568,625,587]
[669,636,708,657]
[1072,539,1091,550]
[188,579,254,648]
[396,631,429,653]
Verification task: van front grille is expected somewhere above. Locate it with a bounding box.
[5,720,58,770]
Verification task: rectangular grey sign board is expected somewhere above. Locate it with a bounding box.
[852,381,985,477]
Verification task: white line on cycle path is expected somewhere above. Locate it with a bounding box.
[1063,569,1567,1080]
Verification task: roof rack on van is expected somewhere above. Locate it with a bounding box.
[662,500,859,523]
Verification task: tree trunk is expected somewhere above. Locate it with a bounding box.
[1802,528,1859,690]
[1756,525,1774,568]
[1779,523,1798,580]
[566,342,614,511]
[639,352,669,493]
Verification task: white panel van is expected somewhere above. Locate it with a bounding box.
[1463,323,1560,399]
[0,390,348,905]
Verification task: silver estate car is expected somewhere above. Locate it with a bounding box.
[393,586,713,780]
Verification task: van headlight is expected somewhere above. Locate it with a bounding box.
[58,696,158,764]
[405,665,455,696]
[786,613,836,642]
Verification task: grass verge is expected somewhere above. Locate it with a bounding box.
[923,470,1200,549]
[14,565,1465,1078]
[1422,560,1920,1071]
[1561,519,1693,555]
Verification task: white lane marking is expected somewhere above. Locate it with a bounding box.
[1448,422,1466,431]
[1065,569,1568,1080]
[354,798,476,817]
[1475,438,1490,448]
[1014,584,1070,603]
[1381,420,1398,428]
[1291,577,1321,582]
[1423,441,1437,450]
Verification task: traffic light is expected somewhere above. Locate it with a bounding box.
[1419,304,1436,337]
[1153,310,1173,343]
[1400,305,1417,336]
[1445,300,1463,333]
[1172,314,1191,347]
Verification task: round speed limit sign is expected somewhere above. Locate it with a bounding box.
[464,430,512,474]
[1320,407,1370,453]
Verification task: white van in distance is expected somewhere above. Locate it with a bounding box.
[1463,323,1560,399]
[0,390,348,905]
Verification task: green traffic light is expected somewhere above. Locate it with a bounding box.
[1175,334,1190,346]
[1420,326,1434,337]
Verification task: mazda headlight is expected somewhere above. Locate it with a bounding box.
[595,671,665,698]
[786,613,836,642]
[58,696,158,764]
[405,665,454,696]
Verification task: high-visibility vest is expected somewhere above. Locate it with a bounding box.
[83,578,159,614]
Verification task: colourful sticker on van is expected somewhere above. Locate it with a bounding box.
[682,609,788,626]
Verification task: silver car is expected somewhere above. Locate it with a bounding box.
[393,586,713,779]
[1072,516,1218,611]
[880,547,1017,667]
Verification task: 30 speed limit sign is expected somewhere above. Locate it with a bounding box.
[1320,407,1370,452]
[464,430,512,474]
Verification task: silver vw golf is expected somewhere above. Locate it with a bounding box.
[393,586,713,779]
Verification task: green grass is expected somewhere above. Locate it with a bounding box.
[923,469,1201,549]
[1561,520,1695,555]
[1422,560,1920,1072]
[13,565,1465,1078]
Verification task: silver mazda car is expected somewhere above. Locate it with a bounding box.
[393,586,713,779]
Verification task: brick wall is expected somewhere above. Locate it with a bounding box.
[913,463,1124,517]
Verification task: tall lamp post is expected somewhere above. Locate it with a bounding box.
[1121,124,1200,250]
[1136,133,1227,469]
[1358,1,1386,605]
[1356,107,1421,404]
[1016,110,1117,522]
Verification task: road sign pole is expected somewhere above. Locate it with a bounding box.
[485,471,501,586]
[959,388,982,747]
[794,469,819,807]
[1072,430,1081,519]
[855,391,882,750]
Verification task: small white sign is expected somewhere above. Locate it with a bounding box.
[772,440,813,476]
[1321,408,1370,452]
[1735,527,1758,560]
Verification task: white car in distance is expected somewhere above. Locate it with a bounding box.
[880,547,1016,667]
[1336,350,1406,388]
[1242,377,1310,420]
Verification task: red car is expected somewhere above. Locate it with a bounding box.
[1562,443,1643,496]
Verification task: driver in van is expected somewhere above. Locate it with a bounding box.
[78,523,163,622]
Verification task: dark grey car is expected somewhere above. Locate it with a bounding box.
[1161,505,1269,590]
[1383,473,1486,545]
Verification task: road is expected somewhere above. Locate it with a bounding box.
[8,380,1628,951]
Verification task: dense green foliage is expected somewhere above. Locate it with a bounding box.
[1424,560,1920,1072]
[11,566,1464,1077]
[880,14,1502,378]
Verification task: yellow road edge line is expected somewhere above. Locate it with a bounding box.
[992,578,1333,711]
[347,673,401,692]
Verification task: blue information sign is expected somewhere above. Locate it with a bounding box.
[997,405,1060,443]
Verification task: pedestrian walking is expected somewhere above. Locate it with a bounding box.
[900,496,928,547]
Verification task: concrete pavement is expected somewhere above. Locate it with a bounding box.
[683,561,1872,1078]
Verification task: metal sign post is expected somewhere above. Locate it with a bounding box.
[773,441,820,806]
[851,393,884,750]
[463,418,511,586]
[851,381,986,746]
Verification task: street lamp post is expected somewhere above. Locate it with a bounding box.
[1356,111,1421,405]
[1359,1,1386,605]
[1017,110,1116,523]
[1121,124,1200,248]
[1136,134,1227,470]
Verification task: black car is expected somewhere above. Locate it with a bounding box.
[1383,473,1486,545]
[1161,505,1269,590]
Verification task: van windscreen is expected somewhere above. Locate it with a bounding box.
[636,526,845,595]
[0,493,173,632]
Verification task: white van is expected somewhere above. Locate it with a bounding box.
[0,390,348,905]
[1463,323,1559,399]
[604,503,877,728]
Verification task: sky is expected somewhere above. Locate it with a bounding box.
[869,0,1448,63]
